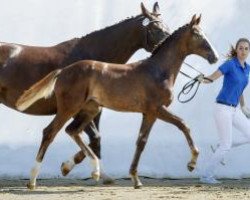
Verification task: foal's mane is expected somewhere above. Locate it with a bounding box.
[151,23,190,56]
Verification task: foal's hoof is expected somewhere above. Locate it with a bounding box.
[187,161,195,172]
[92,171,100,182]
[27,182,36,190]
[134,183,143,189]
[61,162,70,176]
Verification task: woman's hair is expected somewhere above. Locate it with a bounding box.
[227,38,250,59]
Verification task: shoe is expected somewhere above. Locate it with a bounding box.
[200,176,221,184]
[210,145,226,166]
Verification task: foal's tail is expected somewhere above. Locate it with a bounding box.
[16,69,62,111]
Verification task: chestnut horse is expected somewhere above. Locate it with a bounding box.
[0,2,170,185]
[17,14,218,189]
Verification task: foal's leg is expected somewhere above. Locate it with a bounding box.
[29,107,100,189]
[156,105,199,171]
[61,111,114,184]
[28,114,69,189]
[63,102,101,181]
[61,113,101,175]
[130,114,156,189]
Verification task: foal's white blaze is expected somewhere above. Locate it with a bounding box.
[30,161,42,186]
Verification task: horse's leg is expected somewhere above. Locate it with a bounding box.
[85,112,102,159]
[28,114,69,189]
[129,114,156,189]
[156,105,199,171]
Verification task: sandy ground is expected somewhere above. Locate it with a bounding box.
[0,177,250,200]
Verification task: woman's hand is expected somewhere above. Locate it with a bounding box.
[197,74,205,83]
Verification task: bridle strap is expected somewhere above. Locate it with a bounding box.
[142,17,166,50]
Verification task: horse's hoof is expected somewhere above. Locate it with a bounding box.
[187,162,195,172]
[27,182,36,190]
[102,177,115,185]
[92,171,100,182]
[61,162,70,176]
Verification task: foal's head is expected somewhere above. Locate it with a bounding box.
[183,14,218,64]
[139,2,171,52]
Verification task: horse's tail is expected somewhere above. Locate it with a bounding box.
[16,69,62,111]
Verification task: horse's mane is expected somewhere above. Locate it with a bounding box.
[151,23,190,56]
[56,14,144,47]
[82,14,143,39]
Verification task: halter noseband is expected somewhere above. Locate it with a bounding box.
[141,17,165,51]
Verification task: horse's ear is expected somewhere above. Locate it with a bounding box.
[190,14,197,26]
[196,14,202,25]
[152,2,160,15]
[141,2,152,18]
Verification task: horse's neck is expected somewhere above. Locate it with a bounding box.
[150,41,186,85]
[55,38,80,54]
[69,18,142,64]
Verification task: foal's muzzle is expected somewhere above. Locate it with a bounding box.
[207,53,219,64]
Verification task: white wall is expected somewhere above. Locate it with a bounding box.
[0,0,250,179]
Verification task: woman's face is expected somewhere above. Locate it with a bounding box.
[236,41,250,61]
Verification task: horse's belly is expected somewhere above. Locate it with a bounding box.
[23,99,57,115]
[2,94,57,115]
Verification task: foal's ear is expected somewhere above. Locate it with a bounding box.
[190,14,202,26]
[196,14,202,25]
[141,2,152,18]
[152,2,160,16]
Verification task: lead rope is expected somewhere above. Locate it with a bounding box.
[177,62,213,103]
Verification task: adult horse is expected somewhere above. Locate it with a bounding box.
[17,14,218,189]
[0,2,170,186]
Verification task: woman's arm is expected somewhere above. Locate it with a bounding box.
[200,70,223,84]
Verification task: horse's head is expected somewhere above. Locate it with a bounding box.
[140,2,171,52]
[184,14,218,64]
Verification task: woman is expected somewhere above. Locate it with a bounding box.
[198,38,250,184]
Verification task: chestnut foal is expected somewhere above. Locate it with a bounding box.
[17,15,218,189]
